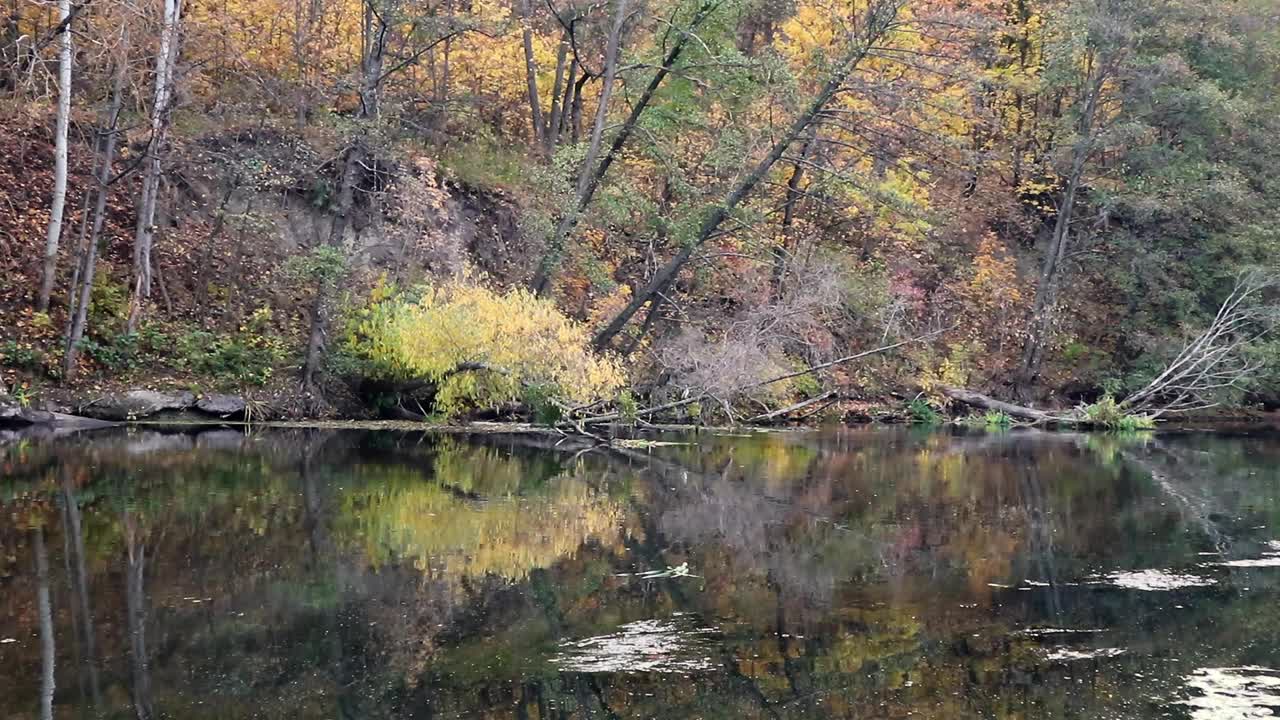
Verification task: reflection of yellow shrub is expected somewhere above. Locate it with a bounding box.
[343,278,626,415]
[339,445,625,585]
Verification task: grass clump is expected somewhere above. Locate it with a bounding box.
[1081,395,1156,431]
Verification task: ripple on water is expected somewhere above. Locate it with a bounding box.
[1043,647,1126,662]
[1098,569,1217,591]
[551,616,720,674]
[1179,667,1280,719]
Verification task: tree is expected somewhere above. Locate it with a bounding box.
[127,0,185,333]
[592,0,909,351]
[1012,0,1131,396]
[35,0,72,313]
[64,24,130,379]
[530,0,723,297]
[301,0,472,390]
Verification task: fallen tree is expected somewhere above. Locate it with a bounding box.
[943,268,1280,425]
[937,386,1069,424]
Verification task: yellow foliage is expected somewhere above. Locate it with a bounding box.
[344,277,626,415]
[338,443,626,585]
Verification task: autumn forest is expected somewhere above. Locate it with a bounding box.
[2,0,1279,425]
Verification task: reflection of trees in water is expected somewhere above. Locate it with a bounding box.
[59,467,102,708]
[33,526,54,720]
[4,428,1280,719]
[122,510,154,720]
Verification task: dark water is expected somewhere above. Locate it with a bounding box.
[3,427,1280,719]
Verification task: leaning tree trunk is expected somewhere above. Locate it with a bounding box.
[65,39,129,379]
[591,3,899,350]
[531,0,721,296]
[36,0,72,312]
[127,0,183,333]
[1014,57,1108,397]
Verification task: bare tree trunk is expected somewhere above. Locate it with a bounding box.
[592,4,898,350]
[127,0,183,333]
[520,0,544,146]
[64,41,127,379]
[36,0,72,312]
[35,526,55,720]
[556,59,577,144]
[1014,61,1107,395]
[301,0,385,389]
[770,129,816,299]
[530,0,720,296]
[545,35,568,150]
[570,71,586,143]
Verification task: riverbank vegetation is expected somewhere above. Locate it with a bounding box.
[2,0,1279,425]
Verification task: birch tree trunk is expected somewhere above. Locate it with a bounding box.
[127,0,183,333]
[36,0,72,312]
[35,526,55,720]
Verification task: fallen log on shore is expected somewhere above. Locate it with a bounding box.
[939,386,1076,424]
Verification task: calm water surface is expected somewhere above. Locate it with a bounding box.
[3,427,1280,718]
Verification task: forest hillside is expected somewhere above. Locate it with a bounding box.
[2,0,1279,424]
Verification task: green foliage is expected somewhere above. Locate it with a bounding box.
[1080,395,1155,431]
[79,334,141,372]
[79,311,285,386]
[178,309,287,387]
[440,131,537,190]
[285,245,347,287]
[790,368,823,400]
[983,410,1012,428]
[521,383,564,426]
[907,397,942,426]
[616,389,638,424]
[0,340,47,371]
[88,263,129,332]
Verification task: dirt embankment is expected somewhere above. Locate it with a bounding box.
[1,112,533,418]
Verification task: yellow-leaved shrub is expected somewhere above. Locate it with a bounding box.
[342,278,626,416]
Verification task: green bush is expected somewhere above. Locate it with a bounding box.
[983,410,1012,428]
[907,397,942,425]
[88,263,129,331]
[1081,395,1155,431]
[79,334,141,372]
[0,340,47,371]
[178,309,286,387]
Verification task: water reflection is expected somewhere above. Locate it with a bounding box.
[1,427,1280,718]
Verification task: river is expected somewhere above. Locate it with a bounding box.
[2,426,1279,718]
